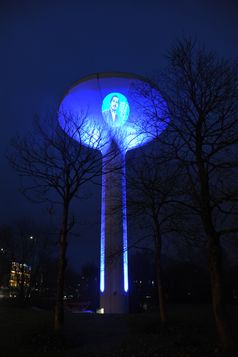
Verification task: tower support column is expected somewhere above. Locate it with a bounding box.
[100,145,128,313]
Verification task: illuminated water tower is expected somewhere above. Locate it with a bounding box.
[58,72,169,313]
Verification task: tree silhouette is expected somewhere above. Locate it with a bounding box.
[8,113,113,330]
[142,39,238,355]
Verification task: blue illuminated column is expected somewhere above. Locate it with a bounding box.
[100,144,128,313]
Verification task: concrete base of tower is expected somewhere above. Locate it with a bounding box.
[100,292,128,314]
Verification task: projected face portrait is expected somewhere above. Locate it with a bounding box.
[110,96,119,112]
[102,92,130,127]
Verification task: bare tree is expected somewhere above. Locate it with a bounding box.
[127,148,181,322]
[140,39,238,355]
[8,113,112,330]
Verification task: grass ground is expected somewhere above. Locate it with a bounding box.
[0,302,237,356]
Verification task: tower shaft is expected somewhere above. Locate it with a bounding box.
[100,146,128,313]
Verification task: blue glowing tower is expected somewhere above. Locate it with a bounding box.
[58,73,169,313]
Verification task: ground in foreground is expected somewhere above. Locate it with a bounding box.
[0,303,237,356]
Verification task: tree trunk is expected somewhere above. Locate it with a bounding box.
[154,221,167,322]
[196,137,235,355]
[209,236,235,356]
[156,246,167,322]
[54,202,69,331]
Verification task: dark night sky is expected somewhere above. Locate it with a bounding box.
[0,0,237,272]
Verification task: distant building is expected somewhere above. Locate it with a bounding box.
[9,262,31,288]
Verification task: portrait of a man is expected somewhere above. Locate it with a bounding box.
[101,92,130,128]
[102,95,120,125]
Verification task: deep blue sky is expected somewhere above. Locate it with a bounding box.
[1,0,237,272]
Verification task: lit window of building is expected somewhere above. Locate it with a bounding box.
[9,262,31,288]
